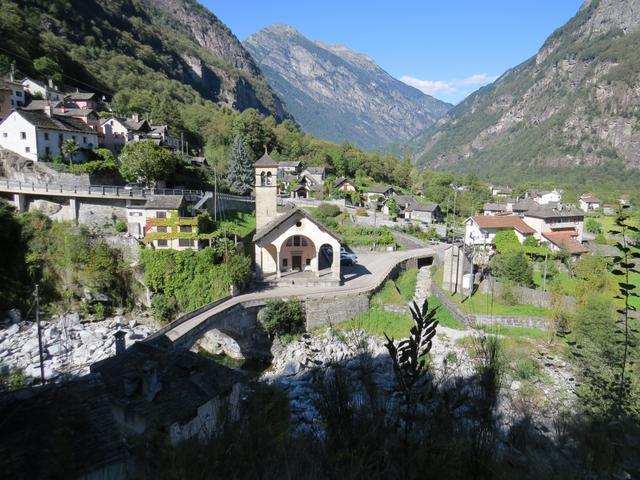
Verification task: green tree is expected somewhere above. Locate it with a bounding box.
[491,251,533,286]
[258,298,305,339]
[493,230,522,253]
[32,56,63,84]
[585,218,603,234]
[227,135,253,195]
[386,198,400,220]
[119,141,177,187]
[61,139,79,166]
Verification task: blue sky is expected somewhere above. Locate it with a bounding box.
[205,0,583,104]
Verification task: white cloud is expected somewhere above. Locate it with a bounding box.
[400,73,498,99]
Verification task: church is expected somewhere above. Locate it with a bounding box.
[252,150,342,286]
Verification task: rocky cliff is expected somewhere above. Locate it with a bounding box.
[413,0,640,184]
[3,0,287,120]
[244,24,451,149]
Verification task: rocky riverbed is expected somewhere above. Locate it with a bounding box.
[0,310,154,383]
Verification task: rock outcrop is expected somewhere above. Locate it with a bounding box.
[244,24,451,149]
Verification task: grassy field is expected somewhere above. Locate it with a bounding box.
[475,324,550,341]
[218,211,256,239]
[338,309,413,339]
[428,295,467,330]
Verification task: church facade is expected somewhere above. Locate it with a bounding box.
[252,151,341,283]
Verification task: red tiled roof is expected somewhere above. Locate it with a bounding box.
[542,231,589,254]
[470,215,536,235]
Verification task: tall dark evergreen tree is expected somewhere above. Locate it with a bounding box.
[227,135,254,195]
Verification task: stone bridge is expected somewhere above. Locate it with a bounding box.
[0,178,255,223]
[144,247,444,360]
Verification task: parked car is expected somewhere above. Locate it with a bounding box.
[123,183,143,191]
[321,246,358,266]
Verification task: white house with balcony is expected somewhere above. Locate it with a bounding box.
[522,204,585,243]
[464,215,536,248]
[0,108,98,162]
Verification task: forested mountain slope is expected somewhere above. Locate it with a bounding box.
[1,0,288,120]
[413,0,640,186]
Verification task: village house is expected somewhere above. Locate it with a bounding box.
[579,193,601,212]
[365,185,395,208]
[253,151,342,284]
[464,215,536,248]
[384,195,442,224]
[300,166,327,185]
[64,90,100,110]
[1,78,25,110]
[100,115,179,154]
[530,188,562,205]
[483,202,508,216]
[541,230,590,256]
[0,108,98,162]
[24,100,101,131]
[126,195,203,250]
[490,185,512,197]
[333,177,357,192]
[0,83,11,122]
[618,194,631,206]
[277,160,301,177]
[602,203,618,216]
[21,77,65,102]
[522,203,585,244]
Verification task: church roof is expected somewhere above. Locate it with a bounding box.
[254,149,278,167]
[253,207,341,243]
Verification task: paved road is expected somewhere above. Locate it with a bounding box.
[163,246,446,342]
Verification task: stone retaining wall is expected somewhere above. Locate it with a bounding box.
[432,284,549,330]
[305,293,370,330]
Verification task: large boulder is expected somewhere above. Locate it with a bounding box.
[198,329,244,359]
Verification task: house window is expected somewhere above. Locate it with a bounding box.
[156,211,167,218]
[2,133,7,138]
[44,132,49,141]
[20,132,26,139]
[282,258,288,267]
[72,135,76,141]
[45,147,50,155]
[306,258,311,266]
[157,239,168,247]
[178,239,194,247]
[25,147,30,153]
[83,136,87,143]
[59,133,63,143]
[180,225,193,233]
[157,226,167,233]
[15,91,22,97]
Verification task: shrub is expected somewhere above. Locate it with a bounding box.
[512,357,540,380]
[355,208,368,217]
[498,282,518,305]
[585,218,603,234]
[258,299,305,338]
[316,203,341,219]
[114,220,127,233]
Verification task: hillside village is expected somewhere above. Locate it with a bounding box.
[0,0,639,478]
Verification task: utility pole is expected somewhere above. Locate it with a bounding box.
[543,252,548,292]
[213,162,218,222]
[35,284,45,385]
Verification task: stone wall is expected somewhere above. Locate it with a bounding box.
[478,276,576,311]
[305,293,370,330]
[77,198,129,229]
[432,284,549,330]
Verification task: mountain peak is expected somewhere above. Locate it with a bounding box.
[244,26,450,148]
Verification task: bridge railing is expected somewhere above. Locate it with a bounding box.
[144,295,233,344]
[0,178,207,198]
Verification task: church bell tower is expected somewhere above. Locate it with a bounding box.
[254,147,278,230]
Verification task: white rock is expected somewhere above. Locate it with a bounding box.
[511,381,522,391]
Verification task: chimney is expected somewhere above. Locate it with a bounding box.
[131,113,139,122]
[114,330,126,356]
[43,103,52,118]
[48,78,54,89]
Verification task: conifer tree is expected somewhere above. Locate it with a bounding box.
[227,135,253,195]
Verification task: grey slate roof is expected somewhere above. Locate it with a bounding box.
[253,207,340,243]
[524,203,584,219]
[278,161,300,168]
[142,195,185,210]
[368,185,394,194]
[17,109,96,133]
[484,202,507,211]
[23,99,63,110]
[254,150,278,167]
[65,91,97,101]
[410,202,440,212]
